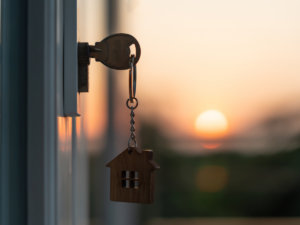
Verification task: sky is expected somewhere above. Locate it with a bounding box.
[118,0,300,142]
[79,0,300,154]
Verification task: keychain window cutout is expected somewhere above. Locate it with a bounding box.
[130,171,138,179]
[122,171,130,178]
[121,170,139,189]
[121,180,129,188]
[130,180,137,189]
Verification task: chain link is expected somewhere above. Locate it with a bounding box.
[127,98,138,154]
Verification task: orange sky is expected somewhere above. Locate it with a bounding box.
[78,0,108,151]
[79,0,300,153]
[116,0,300,138]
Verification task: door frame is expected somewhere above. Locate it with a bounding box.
[28,0,57,224]
[0,0,28,224]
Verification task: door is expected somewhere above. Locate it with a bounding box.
[27,0,88,224]
[1,1,133,224]
[0,0,90,224]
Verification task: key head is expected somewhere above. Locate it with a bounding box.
[90,33,141,70]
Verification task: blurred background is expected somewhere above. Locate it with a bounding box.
[78,0,300,224]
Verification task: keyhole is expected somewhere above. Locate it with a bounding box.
[129,44,136,57]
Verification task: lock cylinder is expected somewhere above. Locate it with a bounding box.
[78,42,90,92]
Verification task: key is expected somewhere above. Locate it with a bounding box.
[78,33,141,92]
[89,33,141,70]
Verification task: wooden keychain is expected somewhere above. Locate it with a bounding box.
[106,55,160,204]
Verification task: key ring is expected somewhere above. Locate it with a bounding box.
[129,55,137,103]
[126,97,138,109]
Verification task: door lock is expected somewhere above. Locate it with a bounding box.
[78,33,141,92]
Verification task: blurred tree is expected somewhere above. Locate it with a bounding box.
[139,122,300,224]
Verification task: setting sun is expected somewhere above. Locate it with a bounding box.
[195,110,228,139]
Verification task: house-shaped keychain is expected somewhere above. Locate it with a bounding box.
[106,147,160,204]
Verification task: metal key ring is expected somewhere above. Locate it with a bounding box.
[129,55,136,103]
[126,98,138,109]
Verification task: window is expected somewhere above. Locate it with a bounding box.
[121,171,138,189]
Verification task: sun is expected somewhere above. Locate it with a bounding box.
[195,110,228,139]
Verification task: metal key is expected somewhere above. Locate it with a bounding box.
[90,33,141,70]
[78,33,141,92]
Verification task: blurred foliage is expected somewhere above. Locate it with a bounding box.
[139,122,300,223]
[89,121,300,224]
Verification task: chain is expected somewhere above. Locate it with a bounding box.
[127,55,138,154]
[127,98,138,154]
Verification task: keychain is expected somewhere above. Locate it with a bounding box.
[78,34,159,203]
[106,55,160,204]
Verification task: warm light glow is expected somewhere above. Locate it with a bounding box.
[58,117,72,152]
[201,143,221,149]
[195,110,228,139]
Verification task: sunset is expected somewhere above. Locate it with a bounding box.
[74,1,300,221]
[194,110,228,149]
[8,0,300,225]
[195,110,228,139]
[109,0,300,154]
[79,1,300,223]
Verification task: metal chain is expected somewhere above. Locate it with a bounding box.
[127,98,138,154]
[127,55,138,154]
